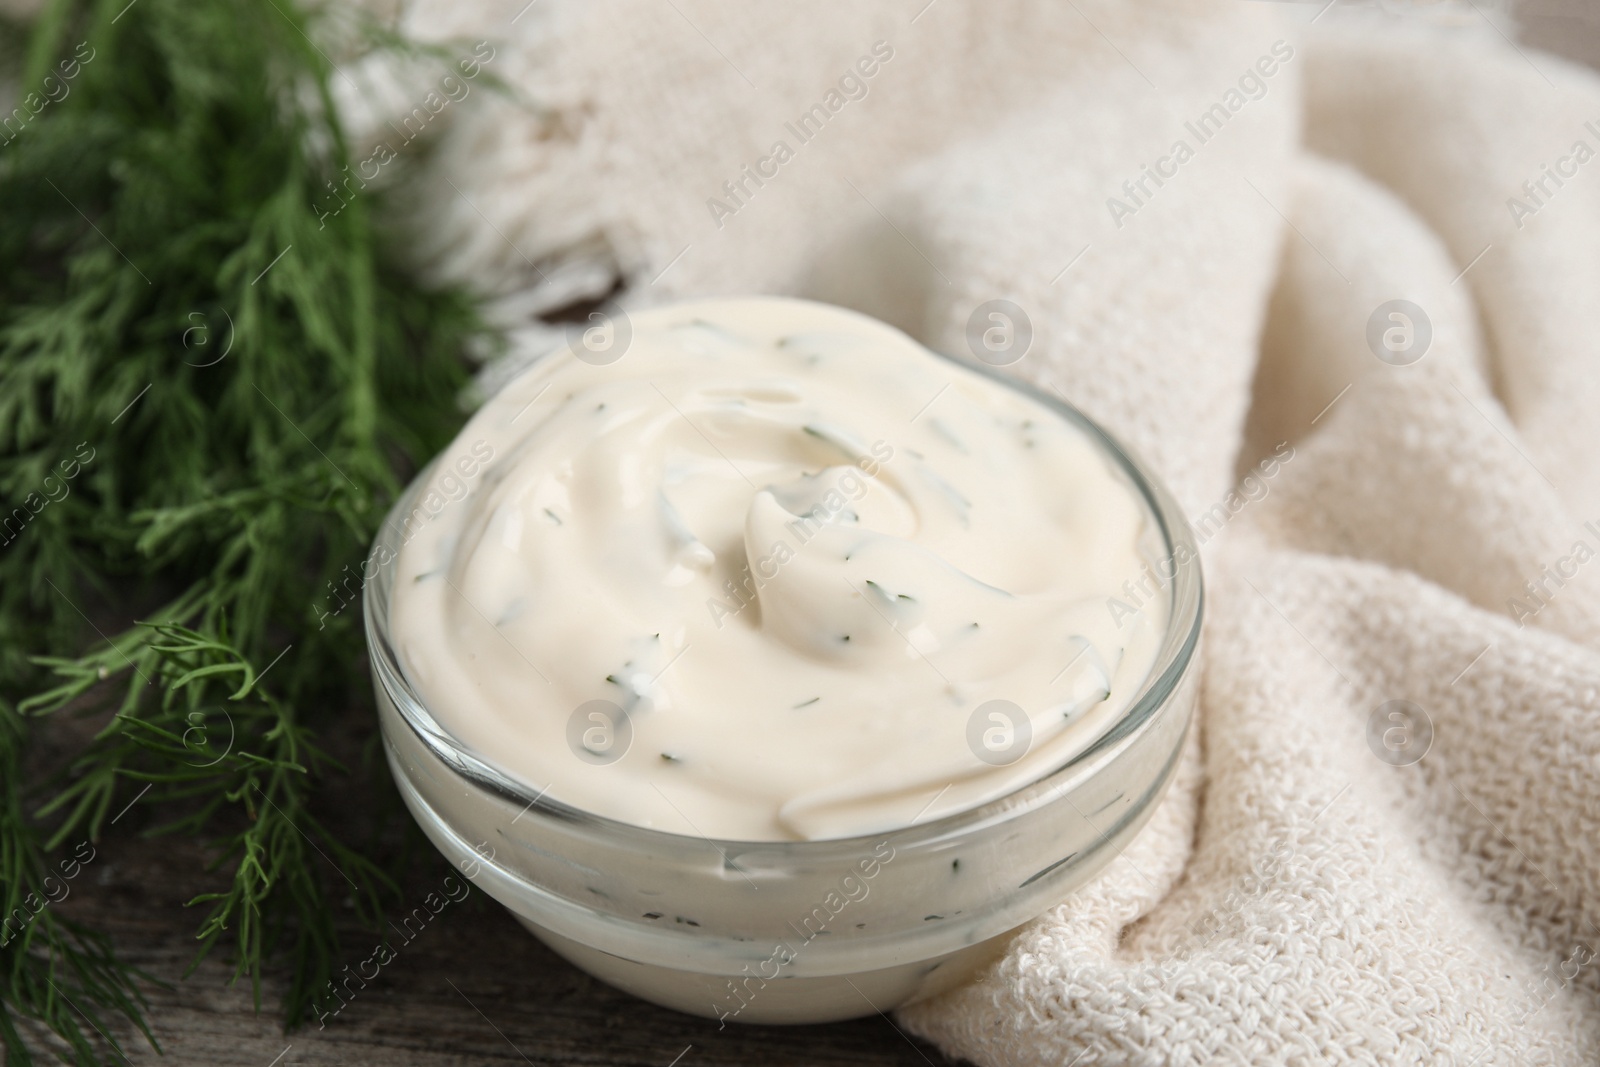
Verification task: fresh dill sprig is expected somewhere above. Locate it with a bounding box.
[0,0,487,1061]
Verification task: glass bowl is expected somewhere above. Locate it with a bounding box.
[363,347,1202,1026]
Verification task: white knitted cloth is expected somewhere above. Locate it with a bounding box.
[354,1,1600,1062]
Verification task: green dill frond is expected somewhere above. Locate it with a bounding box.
[0,0,490,1059]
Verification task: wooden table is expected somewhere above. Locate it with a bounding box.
[21,821,964,1066]
[18,703,964,1067]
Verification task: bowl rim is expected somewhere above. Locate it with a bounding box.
[363,332,1203,856]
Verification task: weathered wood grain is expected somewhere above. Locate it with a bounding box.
[19,829,963,1066]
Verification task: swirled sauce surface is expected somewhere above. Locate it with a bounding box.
[389,297,1166,840]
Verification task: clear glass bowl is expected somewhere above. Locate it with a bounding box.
[363,356,1202,1025]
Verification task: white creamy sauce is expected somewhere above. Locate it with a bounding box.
[389,297,1166,840]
